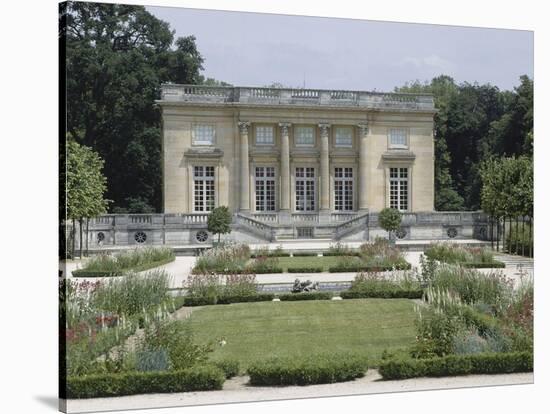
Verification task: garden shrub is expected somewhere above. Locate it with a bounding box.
[211,359,240,378]
[192,243,250,274]
[378,352,533,380]
[291,252,318,257]
[135,349,170,372]
[183,296,217,306]
[278,292,333,301]
[424,243,504,267]
[246,256,283,274]
[287,267,323,273]
[326,242,358,256]
[341,289,423,299]
[216,293,275,304]
[247,353,368,386]
[65,365,225,398]
[139,320,212,371]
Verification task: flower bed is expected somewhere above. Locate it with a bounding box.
[424,243,505,268]
[247,353,369,386]
[72,247,175,277]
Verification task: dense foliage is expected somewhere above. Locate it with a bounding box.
[207,206,232,243]
[395,75,533,210]
[61,2,223,212]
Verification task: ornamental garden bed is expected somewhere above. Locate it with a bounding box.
[424,242,505,268]
[72,247,176,277]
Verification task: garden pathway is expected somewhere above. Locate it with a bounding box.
[65,370,533,412]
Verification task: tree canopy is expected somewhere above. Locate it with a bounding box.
[61,2,216,213]
[395,75,533,211]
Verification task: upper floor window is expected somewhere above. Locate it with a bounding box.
[255,126,274,145]
[335,127,353,147]
[389,128,408,149]
[295,126,315,146]
[192,124,215,146]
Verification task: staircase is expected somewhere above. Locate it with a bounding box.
[234,212,369,242]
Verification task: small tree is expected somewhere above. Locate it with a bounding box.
[207,206,232,243]
[378,208,402,243]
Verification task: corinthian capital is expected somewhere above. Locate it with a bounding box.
[318,123,331,137]
[238,121,250,134]
[357,122,369,137]
[278,122,291,135]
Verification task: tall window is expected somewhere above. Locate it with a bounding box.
[335,127,353,147]
[295,167,316,211]
[255,167,276,211]
[193,166,215,212]
[295,126,315,146]
[389,128,407,149]
[389,167,409,211]
[192,124,215,145]
[334,167,353,211]
[255,126,274,145]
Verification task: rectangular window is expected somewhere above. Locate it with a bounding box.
[255,126,274,145]
[255,167,276,211]
[295,167,316,211]
[389,167,409,211]
[389,128,407,149]
[334,167,353,211]
[193,166,215,212]
[295,126,315,146]
[192,124,215,145]
[335,127,353,147]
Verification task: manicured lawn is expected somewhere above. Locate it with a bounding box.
[188,299,417,368]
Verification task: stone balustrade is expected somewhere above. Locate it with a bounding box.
[160,84,435,111]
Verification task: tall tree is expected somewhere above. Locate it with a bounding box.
[61,2,205,212]
[66,139,109,257]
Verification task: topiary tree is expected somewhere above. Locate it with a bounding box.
[207,206,232,243]
[378,208,402,243]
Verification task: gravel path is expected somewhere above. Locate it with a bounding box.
[65,370,533,413]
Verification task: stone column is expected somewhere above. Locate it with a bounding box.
[238,121,251,212]
[318,123,331,217]
[279,123,291,222]
[358,123,369,211]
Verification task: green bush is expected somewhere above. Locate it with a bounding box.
[291,252,318,257]
[460,262,506,268]
[211,359,240,378]
[65,365,225,398]
[341,289,423,299]
[192,243,250,274]
[328,263,411,273]
[183,296,217,306]
[424,243,503,267]
[247,353,368,386]
[323,251,361,257]
[287,267,324,273]
[278,292,333,301]
[72,269,123,278]
[378,352,533,380]
[216,293,275,304]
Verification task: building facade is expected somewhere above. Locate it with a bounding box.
[157,84,435,240]
[80,86,494,247]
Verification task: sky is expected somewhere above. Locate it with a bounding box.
[147,6,533,92]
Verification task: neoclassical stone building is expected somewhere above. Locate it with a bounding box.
[157,84,435,240]
[84,85,490,246]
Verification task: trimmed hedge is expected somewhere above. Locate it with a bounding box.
[341,289,423,299]
[291,252,318,257]
[459,261,506,269]
[184,293,275,306]
[278,292,333,301]
[65,366,225,399]
[251,252,291,258]
[323,252,361,257]
[378,352,533,380]
[211,359,240,378]
[72,257,176,277]
[250,267,284,274]
[247,353,369,386]
[328,262,412,273]
[287,267,324,273]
